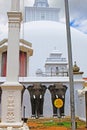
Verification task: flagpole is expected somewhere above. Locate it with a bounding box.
[64,0,76,129]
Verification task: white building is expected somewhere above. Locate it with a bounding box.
[36,49,68,76]
[20,54,84,118]
[0,19,87,120]
[35,49,85,118]
[25,0,60,22]
[0,39,33,77]
[45,49,68,76]
[0,42,84,119]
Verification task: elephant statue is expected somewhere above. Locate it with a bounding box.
[48,82,67,117]
[27,83,47,118]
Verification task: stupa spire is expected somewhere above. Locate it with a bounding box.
[34,0,49,7]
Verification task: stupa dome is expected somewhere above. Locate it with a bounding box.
[1,21,87,76]
[22,21,87,76]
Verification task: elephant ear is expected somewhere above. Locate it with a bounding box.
[41,84,47,90]
[27,85,34,91]
[48,84,54,91]
[63,85,68,92]
[22,85,26,94]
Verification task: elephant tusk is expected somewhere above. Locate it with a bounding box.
[56,95,58,98]
[40,95,42,99]
[33,95,36,99]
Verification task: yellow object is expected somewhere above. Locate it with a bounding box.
[54,98,63,108]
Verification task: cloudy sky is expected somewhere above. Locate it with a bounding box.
[0,0,87,76]
[0,0,87,33]
[0,0,87,24]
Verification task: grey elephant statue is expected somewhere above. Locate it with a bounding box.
[48,82,67,117]
[27,83,47,118]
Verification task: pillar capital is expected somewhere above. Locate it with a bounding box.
[7,12,22,23]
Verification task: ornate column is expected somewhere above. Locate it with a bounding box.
[0,0,28,129]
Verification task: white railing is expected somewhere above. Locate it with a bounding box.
[36,71,68,77]
[46,58,67,62]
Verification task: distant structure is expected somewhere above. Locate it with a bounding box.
[36,49,68,76]
[25,0,60,22]
[0,39,33,77]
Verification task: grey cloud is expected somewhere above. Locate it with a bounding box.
[69,0,87,18]
[0,0,10,24]
[50,0,87,19]
[0,0,87,25]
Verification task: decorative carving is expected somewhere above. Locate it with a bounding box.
[7,12,22,31]
[6,91,15,122]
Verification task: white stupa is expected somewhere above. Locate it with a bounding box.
[21,21,87,77]
[1,21,87,76]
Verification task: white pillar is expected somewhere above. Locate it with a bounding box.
[11,0,20,11]
[6,12,22,82]
[0,0,28,129]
